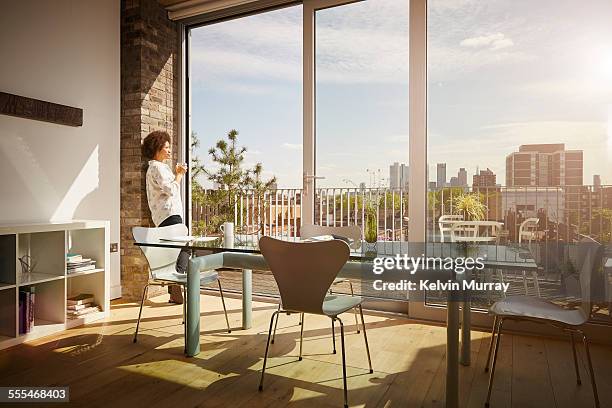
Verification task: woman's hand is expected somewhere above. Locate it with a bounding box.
[175,163,187,183]
[175,163,187,175]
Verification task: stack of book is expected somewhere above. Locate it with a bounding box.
[18,286,35,334]
[66,293,100,319]
[66,254,96,275]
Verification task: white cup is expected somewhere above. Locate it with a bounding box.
[220,222,234,248]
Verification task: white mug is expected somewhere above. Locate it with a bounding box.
[220,222,234,248]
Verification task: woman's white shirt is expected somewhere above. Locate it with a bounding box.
[146,160,183,226]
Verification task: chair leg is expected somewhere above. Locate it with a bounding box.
[337,317,349,408]
[358,304,373,373]
[182,285,187,354]
[496,270,506,299]
[485,315,499,372]
[271,304,280,344]
[522,270,529,295]
[259,310,279,392]
[532,271,541,297]
[217,280,231,333]
[569,331,582,385]
[298,314,305,361]
[485,318,504,407]
[349,282,360,333]
[182,285,186,325]
[133,284,149,343]
[581,332,600,408]
[331,319,337,354]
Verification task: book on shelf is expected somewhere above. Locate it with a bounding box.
[66,253,84,263]
[18,287,35,334]
[67,305,100,318]
[67,302,93,311]
[67,259,93,266]
[67,293,94,305]
[66,253,96,270]
[67,264,97,274]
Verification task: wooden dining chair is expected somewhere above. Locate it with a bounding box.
[484,237,603,408]
[258,236,373,408]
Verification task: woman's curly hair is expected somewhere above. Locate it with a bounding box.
[142,131,171,160]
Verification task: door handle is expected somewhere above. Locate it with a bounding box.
[303,174,326,182]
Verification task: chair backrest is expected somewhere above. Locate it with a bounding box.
[438,215,464,242]
[572,236,604,317]
[259,236,350,315]
[449,221,502,243]
[300,224,362,250]
[449,222,478,242]
[132,224,187,279]
[518,218,539,243]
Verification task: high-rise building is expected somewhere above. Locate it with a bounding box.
[449,176,459,187]
[458,168,468,187]
[473,168,497,187]
[389,162,409,189]
[506,144,583,187]
[390,162,400,189]
[436,163,446,189]
[594,174,601,189]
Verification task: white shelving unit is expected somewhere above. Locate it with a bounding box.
[0,220,110,350]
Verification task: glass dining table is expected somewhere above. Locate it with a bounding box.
[135,234,537,408]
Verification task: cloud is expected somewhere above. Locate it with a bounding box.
[282,143,302,150]
[460,33,514,50]
[190,0,409,85]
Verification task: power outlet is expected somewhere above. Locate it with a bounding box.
[110,242,119,253]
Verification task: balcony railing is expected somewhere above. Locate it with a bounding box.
[191,184,612,245]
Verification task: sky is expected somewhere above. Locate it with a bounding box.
[190,0,612,189]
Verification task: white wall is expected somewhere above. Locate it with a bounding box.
[0,0,121,298]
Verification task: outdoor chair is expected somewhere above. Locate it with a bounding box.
[438,214,464,242]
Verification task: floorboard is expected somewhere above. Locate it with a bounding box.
[0,293,610,408]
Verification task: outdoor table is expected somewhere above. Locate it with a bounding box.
[135,236,537,408]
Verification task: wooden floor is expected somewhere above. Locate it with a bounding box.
[1,292,611,408]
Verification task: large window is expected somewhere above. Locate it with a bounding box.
[314,0,410,239]
[189,6,303,243]
[426,0,612,316]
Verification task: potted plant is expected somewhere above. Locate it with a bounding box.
[363,203,378,257]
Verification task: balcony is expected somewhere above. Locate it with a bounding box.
[192,185,612,320]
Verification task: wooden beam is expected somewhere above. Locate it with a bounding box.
[0,92,83,127]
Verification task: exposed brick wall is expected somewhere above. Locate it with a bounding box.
[120,0,179,300]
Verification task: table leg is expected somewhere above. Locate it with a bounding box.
[186,259,200,357]
[446,299,460,408]
[461,297,471,366]
[242,269,252,329]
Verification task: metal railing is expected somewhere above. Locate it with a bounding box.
[428,185,612,244]
[191,185,612,244]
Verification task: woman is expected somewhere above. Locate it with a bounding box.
[142,130,188,304]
